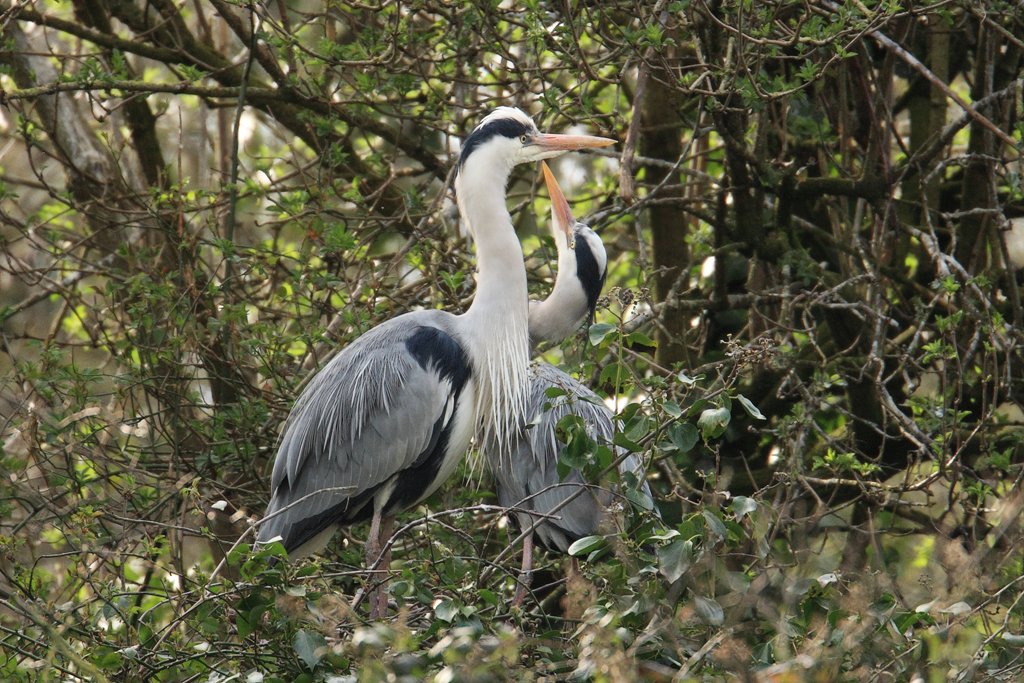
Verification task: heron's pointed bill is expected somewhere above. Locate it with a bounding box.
[541,161,576,247]
[529,132,616,153]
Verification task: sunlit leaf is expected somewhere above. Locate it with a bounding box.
[433,598,458,622]
[588,322,616,345]
[736,394,766,420]
[697,406,730,439]
[568,535,605,557]
[731,496,757,519]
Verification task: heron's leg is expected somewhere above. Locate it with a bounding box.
[365,506,383,568]
[362,506,384,617]
[512,532,534,607]
[370,515,394,619]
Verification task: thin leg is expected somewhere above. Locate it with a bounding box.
[361,506,383,618]
[512,532,534,608]
[366,507,383,569]
[370,515,394,619]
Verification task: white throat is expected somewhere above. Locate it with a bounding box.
[528,233,589,347]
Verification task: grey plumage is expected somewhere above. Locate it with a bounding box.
[259,310,473,557]
[494,362,653,554]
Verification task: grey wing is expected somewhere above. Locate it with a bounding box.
[495,363,653,553]
[259,315,472,556]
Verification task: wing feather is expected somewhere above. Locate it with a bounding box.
[259,313,472,555]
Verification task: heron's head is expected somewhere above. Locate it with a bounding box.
[541,161,608,321]
[458,107,615,178]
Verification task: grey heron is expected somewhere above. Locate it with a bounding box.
[489,162,655,607]
[257,108,615,617]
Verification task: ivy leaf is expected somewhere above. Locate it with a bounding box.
[433,598,458,622]
[624,486,655,511]
[697,406,731,439]
[731,496,757,520]
[677,371,700,386]
[669,423,699,453]
[626,330,657,347]
[588,322,616,345]
[695,595,725,626]
[293,629,327,671]
[657,538,693,583]
[939,601,971,616]
[703,510,727,540]
[663,400,682,418]
[568,535,605,557]
[736,394,766,420]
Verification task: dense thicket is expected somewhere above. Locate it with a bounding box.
[1,1,1022,680]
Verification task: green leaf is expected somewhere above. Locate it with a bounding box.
[434,598,458,622]
[477,589,500,607]
[588,322,616,345]
[669,423,699,453]
[736,394,766,420]
[624,487,654,511]
[703,510,727,540]
[694,595,724,626]
[626,330,657,347]
[657,538,693,583]
[731,496,757,520]
[612,431,641,452]
[697,406,731,439]
[677,371,702,386]
[567,535,605,557]
[293,629,327,671]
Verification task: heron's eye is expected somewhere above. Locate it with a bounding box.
[520,134,529,144]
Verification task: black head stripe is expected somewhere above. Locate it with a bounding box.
[574,235,606,320]
[458,117,533,168]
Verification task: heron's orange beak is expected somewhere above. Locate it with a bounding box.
[530,132,616,153]
[541,161,576,248]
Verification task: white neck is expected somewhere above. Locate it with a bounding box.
[528,235,589,347]
[455,163,531,450]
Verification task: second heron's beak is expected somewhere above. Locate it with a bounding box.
[541,161,576,249]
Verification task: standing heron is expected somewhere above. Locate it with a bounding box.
[489,162,654,607]
[258,108,615,617]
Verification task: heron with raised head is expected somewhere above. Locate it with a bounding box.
[258,108,615,617]
[490,162,654,607]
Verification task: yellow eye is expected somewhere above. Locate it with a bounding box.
[520,135,529,144]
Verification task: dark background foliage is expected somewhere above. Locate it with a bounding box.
[1,0,1023,680]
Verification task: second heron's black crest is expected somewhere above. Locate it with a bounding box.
[575,236,606,321]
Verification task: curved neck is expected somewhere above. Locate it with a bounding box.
[455,164,530,450]
[458,180,529,323]
[528,234,587,348]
